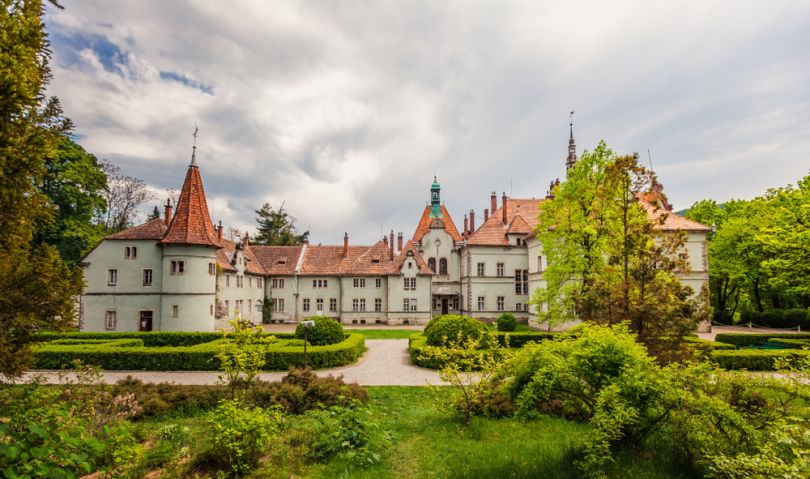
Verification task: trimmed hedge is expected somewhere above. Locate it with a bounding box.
[739,308,810,329]
[48,338,145,348]
[34,331,294,347]
[711,349,810,371]
[683,336,736,358]
[33,333,366,371]
[409,332,557,369]
[714,333,810,348]
[496,313,517,332]
[295,316,344,346]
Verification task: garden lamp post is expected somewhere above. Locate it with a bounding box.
[301,320,315,368]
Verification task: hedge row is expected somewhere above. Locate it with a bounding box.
[683,336,736,357]
[711,349,810,371]
[714,333,810,348]
[739,309,810,329]
[33,334,366,371]
[495,331,559,348]
[34,331,296,347]
[408,334,509,369]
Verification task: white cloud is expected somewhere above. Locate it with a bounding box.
[45,0,810,243]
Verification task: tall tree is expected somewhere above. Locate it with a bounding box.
[532,141,708,361]
[147,205,161,221]
[253,202,309,246]
[33,135,108,263]
[0,0,83,379]
[99,159,154,231]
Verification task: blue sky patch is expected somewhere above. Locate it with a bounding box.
[159,71,214,95]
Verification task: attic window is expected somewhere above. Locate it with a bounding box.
[371,258,381,264]
[276,258,287,265]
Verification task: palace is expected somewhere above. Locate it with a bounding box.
[79,131,711,332]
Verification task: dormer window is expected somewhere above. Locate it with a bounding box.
[372,258,380,264]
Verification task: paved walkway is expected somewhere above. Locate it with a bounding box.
[23,339,444,386]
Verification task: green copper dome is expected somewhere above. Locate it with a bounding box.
[430,176,442,218]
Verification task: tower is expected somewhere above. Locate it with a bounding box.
[430,176,442,219]
[566,111,577,171]
[159,126,220,331]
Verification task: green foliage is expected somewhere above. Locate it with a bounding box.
[297,403,389,467]
[217,318,273,396]
[33,333,366,371]
[409,332,557,369]
[33,135,108,264]
[686,173,810,318]
[295,316,344,346]
[35,330,228,346]
[0,0,84,380]
[424,315,492,348]
[766,338,810,349]
[711,349,810,371]
[261,295,272,324]
[739,308,810,329]
[496,313,517,332]
[206,399,283,475]
[533,141,708,361]
[714,332,810,347]
[253,202,309,246]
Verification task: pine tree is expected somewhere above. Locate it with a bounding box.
[253,203,309,246]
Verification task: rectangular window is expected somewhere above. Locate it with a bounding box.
[404,298,417,312]
[257,278,262,288]
[237,276,243,288]
[452,297,459,310]
[375,277,382,288]
[477,296,485,311]
[208,262,216,275]
[330,298,337,312]
[226,274,231,287]
[352,299,360,312]
[104,310,116,330]
[124,246,130,259]
[403,277,417,290]
[273,298,285,312]
[375,298,382,312]
[312,279,328,288]
[272,278,284,289]
[249,277,253,287]
[477,262,485,276]
[515,269,529,295]
[537,256,543,272]
[316,298,324,312]
[170,260,184,275]
[303,298,310,312]
[210,304,214,316]
[497,296,505,311]
[248,299,252,313]
[172,304,179,317]
[142,269,152,286]
[107,269,118,286]
[497,263,504,277]
[432,297,440,310]
[359,299,366,311]
[225,300,230,316]
[353,278,366,288]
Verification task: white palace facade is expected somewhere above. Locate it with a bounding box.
[79,132,710,332]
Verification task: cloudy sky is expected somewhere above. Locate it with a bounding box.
[45,0,810,244]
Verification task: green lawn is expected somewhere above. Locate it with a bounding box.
[346,329,421,339]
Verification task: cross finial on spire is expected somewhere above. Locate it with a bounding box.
[190,123,199,167]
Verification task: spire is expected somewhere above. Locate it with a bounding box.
[430,176,442,219]
[566,110,577,170]
[190,123,199,167]
[161,141,221,247]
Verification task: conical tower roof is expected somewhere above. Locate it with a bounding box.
[161,162,221,247]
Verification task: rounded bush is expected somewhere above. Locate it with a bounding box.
[496,313,517,332]
[424,315,490,348]
[295,316,344,346]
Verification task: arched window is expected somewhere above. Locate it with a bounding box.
[428,258,436,273]
[439,258,448,275]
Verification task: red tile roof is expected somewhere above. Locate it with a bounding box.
[467,198,543,245]
[106,218,168,240]
[638,194,711,232]
[161,165,222,247]
[251,245,304,275]
[412,205,463,244]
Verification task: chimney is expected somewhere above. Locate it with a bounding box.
[491,191,497,214]
[243,232,249,247]
[383,235,388,246]
[217,221,223,241]
[463,214,469,238]
[502,192,508,225]
[164,198,173,225]
[343,232,349,258]
[397,232,403,252]
[469,209,475,234]
[389,230,395,260]
[304,239,309,245]
[484,208,489,222]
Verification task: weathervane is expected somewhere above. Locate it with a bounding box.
[190,123,199,166]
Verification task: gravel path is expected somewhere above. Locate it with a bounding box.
[23,339,444,386]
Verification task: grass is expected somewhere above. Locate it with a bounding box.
[347,329,421,339]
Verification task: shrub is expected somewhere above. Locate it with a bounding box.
[683,336,736,358]
[33,333,366,371]
[206,399,283,475]
[766,338,810,349]
[711,349,810,371]
[424,315,492,348]
[295,403,389,467]
[496,313,517,332]
[714,333,810,348]
[295,316,344,346]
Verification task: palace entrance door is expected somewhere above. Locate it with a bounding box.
[139,311,153,331]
